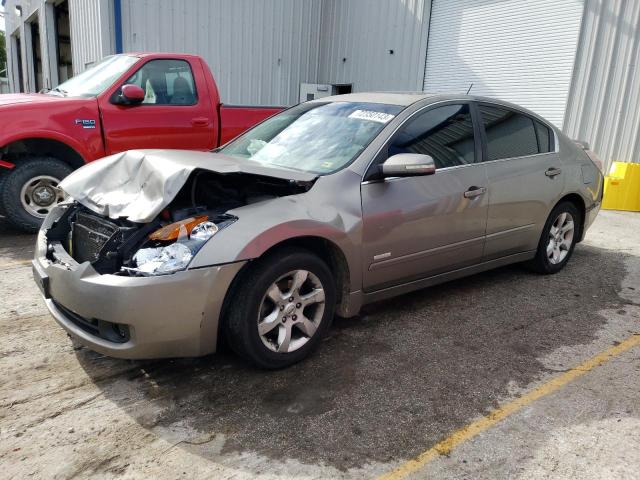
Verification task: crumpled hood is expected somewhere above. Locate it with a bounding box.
[59,149,317,223]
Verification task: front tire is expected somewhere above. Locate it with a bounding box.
[1,158,72,233]
[0,173,7,218]
[528,201,581,274]
[224,248,336,369]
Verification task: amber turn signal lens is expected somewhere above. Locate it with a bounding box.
[149,215,208,241]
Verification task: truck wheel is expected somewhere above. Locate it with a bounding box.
[1,158,72,233]
[224,248,336,369]
[0,174,7,217]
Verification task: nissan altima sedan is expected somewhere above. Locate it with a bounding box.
[32,93,603,368]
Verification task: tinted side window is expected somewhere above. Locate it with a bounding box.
[124,59,197,105]
[479,105,539,161]
[389,104,475,169]
[534,120,553,153]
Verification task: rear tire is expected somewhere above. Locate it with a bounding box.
[224,248,336,369]
[1,158,72,233]
[527,201,581,274]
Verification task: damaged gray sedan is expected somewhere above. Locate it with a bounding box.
[32,93,603,368]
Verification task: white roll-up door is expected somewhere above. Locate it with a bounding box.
[424,0,584,127]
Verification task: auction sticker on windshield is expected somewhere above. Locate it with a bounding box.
[348,110,395,124]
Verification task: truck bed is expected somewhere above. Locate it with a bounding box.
[219,105,283,146]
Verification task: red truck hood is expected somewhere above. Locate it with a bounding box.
[0,93,75,107]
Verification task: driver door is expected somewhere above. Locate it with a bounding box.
[98,58,216,154]
[361,103,489,291]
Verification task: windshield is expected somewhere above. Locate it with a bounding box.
[47,55,139,98]
[220,101,403,174]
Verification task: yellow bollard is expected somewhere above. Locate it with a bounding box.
[602,162,640,212]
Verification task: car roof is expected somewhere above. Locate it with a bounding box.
[312,92,436,106]
[312,92,508,107]
[312,92,556,127]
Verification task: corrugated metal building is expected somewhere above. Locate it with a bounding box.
[564,0,640,171]
[2,0,639,169]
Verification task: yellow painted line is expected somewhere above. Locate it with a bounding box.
[378,334,640,480]
[0,259,32,268]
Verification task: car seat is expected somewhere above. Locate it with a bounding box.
[171,76,195,105]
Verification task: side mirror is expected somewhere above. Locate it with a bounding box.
[381,153,436,177]
[115,84,145,105]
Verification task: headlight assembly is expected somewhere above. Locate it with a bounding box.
[124,217,233,276]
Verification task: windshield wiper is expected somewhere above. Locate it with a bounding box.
[49,87,68,97]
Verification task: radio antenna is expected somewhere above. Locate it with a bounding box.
[466,83,474,95]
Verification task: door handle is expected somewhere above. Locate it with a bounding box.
[463,186,487,198]
[545,167,562,177]
[191,117,210,127]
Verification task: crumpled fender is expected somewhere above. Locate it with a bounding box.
[189,171,365,292]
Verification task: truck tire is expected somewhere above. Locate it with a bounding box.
[1,158,73,233]
[0,174,7,217]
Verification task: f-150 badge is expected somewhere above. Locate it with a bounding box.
[75,119,96,129]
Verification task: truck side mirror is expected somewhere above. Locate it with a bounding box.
[114,84,145,105]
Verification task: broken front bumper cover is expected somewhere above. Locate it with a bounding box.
[33,230,245,359]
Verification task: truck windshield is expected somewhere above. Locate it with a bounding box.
[47,55,139,98]
[220,102,403,174]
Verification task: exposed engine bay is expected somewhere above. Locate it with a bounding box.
[46,170,312,276]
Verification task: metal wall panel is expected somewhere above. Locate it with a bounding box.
[3,0,20,91]
[120,0,322,106]
[68,0,114,73]
[2,0,114,91]
[3,0,48,92]
[564,0,640,169]
[424,0,584,127]
[318,0,431,92]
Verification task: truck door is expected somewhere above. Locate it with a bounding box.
[98,58,217,154]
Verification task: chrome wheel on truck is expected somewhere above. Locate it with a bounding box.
[19,175,67,219]
[225,248,336,369]
[1,158,72,232]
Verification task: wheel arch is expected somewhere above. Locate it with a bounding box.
[219,235,353,345]
[1,137,87,171]
[258,236,352,314]
[554,193,586,242]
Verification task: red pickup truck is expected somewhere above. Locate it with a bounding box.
[0,53,282,232]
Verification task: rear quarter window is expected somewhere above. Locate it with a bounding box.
[534,120,553,153]
[479,104,553,161]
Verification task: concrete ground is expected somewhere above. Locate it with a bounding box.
[0,210,638,479]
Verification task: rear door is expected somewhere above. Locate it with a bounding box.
[361,102,489,291]
[477,103,564,260]
[99,58,217,154]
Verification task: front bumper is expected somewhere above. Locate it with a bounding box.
[33,230,245,359]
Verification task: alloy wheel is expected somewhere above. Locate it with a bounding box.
[257,270,326,353]
[547,211,575,265]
